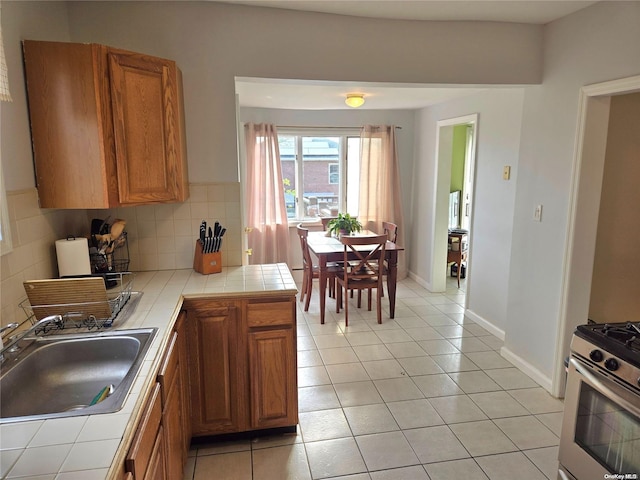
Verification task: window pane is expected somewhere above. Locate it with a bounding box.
[346,137,360,217]
[279,135,297,219]
[302,137,339,218]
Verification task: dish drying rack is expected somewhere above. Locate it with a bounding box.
[20,272,135,331]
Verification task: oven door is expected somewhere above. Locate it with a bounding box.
[559,356,640,480]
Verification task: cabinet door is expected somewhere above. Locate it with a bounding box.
[144,425,167,480]
[248,328,298,429]
[187,303,244,435]
[174,311,192,459]
[109,50,187,205]
[125,384,163,480]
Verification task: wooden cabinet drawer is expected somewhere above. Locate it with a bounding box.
[125,383,162,479]
[246,300,294,328]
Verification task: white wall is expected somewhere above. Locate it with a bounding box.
[505,1,640,389]
[411,88,525,334]
[62,1,542,185]
[2,1,71,190]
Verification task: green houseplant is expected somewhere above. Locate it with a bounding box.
[326,213,362,237]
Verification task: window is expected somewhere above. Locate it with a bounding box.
[328,164,339,184]
[279,130,360,221]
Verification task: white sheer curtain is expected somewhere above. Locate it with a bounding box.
[244,123,290,264]
[0,6,12,102]
[359,125,406,278]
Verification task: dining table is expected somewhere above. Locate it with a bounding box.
[306,230,404,324]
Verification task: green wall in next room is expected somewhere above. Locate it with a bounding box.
[450,124,467,193]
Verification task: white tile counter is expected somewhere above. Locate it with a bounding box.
[0,264,297,479]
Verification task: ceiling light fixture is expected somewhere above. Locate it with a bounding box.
[345,93,365,108]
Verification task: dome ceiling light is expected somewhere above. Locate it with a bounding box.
[345,93,365,108]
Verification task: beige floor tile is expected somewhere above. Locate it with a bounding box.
[369,465,429,480]
[428,395,488,424]
[352,344,394,361]
[251,431,303,449]
[535,412,564,437]
[467,390,530,417]
[508,388,565,414]
[299,408,351,442]
[313,334,350,349]
[362,359,406,380]
[449,371,502,394]
[334,381,384,407]
[404,326,444,341]
[465,351,513,369]
[494,416,559,450]
[385,341,429,358]
[386,399,444,429]
[183,456,195,480]
[298,385,341,413]
[331,474,372,480]
[345,331,383,346]
[298,366,331,387]
[318,346,359,365]
[479,335,504,350]
[434,325,473,338]
[355,431,419,471]
[523,446,560,480]
[196,439,251,456]
[404,425,470,464]
[431,353,479,373]
[475,452,548,480]
[448,336,494,353]
[193,451,252,480]
[484,367,538,389]
[252,443,311,480]
[407,304,443,316]
[394,317,430,329]
[424,458,489,479]
[305,437,367,479]
[326,362,371,384]
[435,303,465,315]
[375,329,414,344]
[397,356,444,376]
[417,339,459,355]
[343,404,399,435]
[298,349,324,367]
[421,315,458,327]
[449,420,518,456]
[298,336,318,351]
[373,378,424,402]
[413,373,464,397]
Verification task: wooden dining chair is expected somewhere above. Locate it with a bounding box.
[296,224,339,312]
[320,216,338,231]
[336,234,387,326]
[379,221,398,297]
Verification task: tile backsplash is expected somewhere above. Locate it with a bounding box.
[1,183,242,330]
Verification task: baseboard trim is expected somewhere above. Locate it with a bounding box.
[500,346,555,394]
[464,309,505,340]
[408,271,434,292]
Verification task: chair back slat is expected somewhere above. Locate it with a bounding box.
[296,224,313,269]
[340,234,387,279]
[382,221,398,243]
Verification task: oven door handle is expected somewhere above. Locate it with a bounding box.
[570,357,640,418]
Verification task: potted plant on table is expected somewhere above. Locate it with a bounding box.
[326,213,362,237]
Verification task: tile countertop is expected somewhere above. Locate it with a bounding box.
[0,264,298,480]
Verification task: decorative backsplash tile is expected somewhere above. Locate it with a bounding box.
[0,183,242,330]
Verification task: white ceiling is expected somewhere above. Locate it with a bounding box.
[230,0,598,110]
[218,0,598,24]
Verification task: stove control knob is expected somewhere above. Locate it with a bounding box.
[604,358,619,371]
[589,350,604,362]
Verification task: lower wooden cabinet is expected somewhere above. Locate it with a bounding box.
[125,384,165,480]
[183,294,297,437]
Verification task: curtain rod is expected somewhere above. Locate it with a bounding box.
[275,125,402,130]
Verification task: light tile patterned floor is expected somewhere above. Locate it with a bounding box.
[184,274,563,480]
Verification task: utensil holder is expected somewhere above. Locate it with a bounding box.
[193,240,222,274]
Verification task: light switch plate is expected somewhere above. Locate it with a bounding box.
[503,166,511,180]
[534,204,543,222]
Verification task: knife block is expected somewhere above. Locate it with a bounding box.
[193,240,222,274]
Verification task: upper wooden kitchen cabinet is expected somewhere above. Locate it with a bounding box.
[22,40,189,208]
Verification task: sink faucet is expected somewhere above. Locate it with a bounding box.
[0,315,64,362]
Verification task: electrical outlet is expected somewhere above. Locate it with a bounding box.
[534,204,543,222]
[503,166,511,180]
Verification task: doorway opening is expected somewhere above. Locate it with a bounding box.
[431,114,478,294]
[554,75,640,397]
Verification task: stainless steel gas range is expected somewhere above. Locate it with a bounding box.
[559,322,640,480]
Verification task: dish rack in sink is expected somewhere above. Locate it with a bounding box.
[20,272,136,331]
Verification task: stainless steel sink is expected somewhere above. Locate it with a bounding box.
[0,328,157,423]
